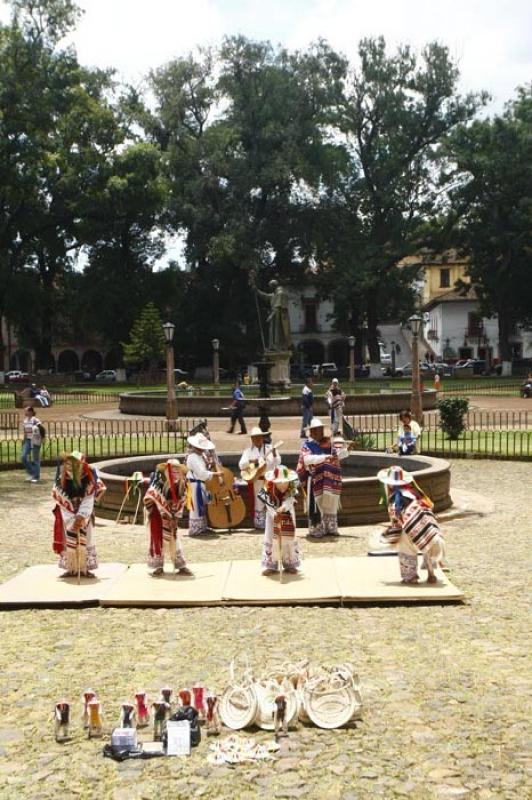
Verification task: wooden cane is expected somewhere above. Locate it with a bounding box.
[132,490,142,526]
[114,485,132,525]
[77,526,81,585]
[277,516,283,585]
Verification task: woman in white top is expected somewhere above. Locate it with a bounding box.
[238,427,281,529]
[185,433,222,536]
[397,410,422,455]
[21,405,42,482]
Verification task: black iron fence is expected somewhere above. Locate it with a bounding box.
[0,418,195,467]
[346,410,532,460]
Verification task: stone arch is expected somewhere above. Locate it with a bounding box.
[328,338,349,367]
[299,339,325,365]
[57,349,80,372]
[81,349,103,373]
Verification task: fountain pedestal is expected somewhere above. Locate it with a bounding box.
[265,349,291,388]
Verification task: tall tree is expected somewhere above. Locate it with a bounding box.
[328,37,486,363]
[447,85,532,368]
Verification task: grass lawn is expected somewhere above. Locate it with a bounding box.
[0,434,186,465]
[363,428,532,457]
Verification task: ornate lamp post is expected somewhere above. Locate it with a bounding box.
[212,338,220,390]
[409,314,423,423]
[391,340,396,376]
[162,322,177,423]
[348,335,356,387]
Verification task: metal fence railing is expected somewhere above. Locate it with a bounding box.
[346,410,532,460]
[0,412,18,430]
[0,418,196,468]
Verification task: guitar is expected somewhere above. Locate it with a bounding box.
[240,441,284,482]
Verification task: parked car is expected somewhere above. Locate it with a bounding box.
[5,370,29,382]
[390,362,435,378]
[454,359,487,375]
[95,369,117,382]
[320,362,339,377]
[74,370,95,382]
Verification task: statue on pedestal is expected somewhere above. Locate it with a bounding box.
[251,273,292,352]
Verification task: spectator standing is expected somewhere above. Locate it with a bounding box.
[326,378,346,435]
[21,406,42,482]
[227,382,247,434]
[300,376,314,437]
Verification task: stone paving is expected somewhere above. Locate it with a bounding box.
[0,459,530,800]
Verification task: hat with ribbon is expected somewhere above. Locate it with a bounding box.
[188,433,215,451]
[377,465,414,486]
[264,465,298,484]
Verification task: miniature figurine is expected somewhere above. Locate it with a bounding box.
[205,695,221,736]
[161,687,173,708]
[82,689,96,728]
[192,686,205,721]
[179,688,192,708]
[273,695,288,739]
[87,699,103,738]
[54,701,70,742]
[120,702,136,729]
[135,691,150,728]
[152,699,170,741]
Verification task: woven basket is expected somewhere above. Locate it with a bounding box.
[303,684,357,729]
[253,681,298,731]
[218,684,258,731]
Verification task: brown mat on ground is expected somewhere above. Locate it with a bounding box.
[0,559,464,608]
[334,556,464,602]
[0,563,127,608]
[222,557,341,605]
[100,562,230,607]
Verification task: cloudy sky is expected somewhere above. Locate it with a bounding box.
[1,0,531,113]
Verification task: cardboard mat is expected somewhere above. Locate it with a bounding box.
[0,563,127,608]
[100,561,230,607]
[334,556,464,602]
[0,558,464,608]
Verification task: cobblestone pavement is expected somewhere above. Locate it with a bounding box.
[0,460,530,800]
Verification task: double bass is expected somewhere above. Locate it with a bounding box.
[205,456,246,530]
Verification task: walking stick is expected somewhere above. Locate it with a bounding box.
[77,526,81,585]
[277,514,283,585]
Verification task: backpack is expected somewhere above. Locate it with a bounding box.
[37,423,46,440]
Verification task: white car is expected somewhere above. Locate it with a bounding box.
[95,369,117,382]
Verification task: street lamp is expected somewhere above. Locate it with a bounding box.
[162,322,177,424]
[212,338,220,390]
[409,314,423,423]
[391,340,396,377]
[348,335,356,387]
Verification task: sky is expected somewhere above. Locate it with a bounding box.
[1,0,531,113]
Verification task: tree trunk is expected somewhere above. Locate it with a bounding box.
[366,292,381,364]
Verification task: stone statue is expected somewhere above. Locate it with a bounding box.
[252,275,292,352]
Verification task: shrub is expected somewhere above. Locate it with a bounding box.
[437,396,469,440]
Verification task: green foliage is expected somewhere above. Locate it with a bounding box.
[122,303,165,371]
[446,85,532,361]
[437,396,469,440]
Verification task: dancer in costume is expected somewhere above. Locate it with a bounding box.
[297,418,344,538]
[239,426,281,529]
[144,459,192,577]
[377,465,446,584]
[186,433,222,536]
[258,465,300,575]
[52,450,106,578]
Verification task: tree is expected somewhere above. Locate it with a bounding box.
[0,0,123,367]
[326,37,486,363]
[122,302,165,377]
[447,85,532,367]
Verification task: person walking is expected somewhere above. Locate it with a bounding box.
[326,378,346,435]
[300,376,314,437]
[227,382,247,434]
[21,405,43,482]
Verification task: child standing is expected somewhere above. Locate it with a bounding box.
[258,466,300,575]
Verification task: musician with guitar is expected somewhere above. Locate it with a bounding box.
[297,418,346,538]
[238,427,282,530]
[186,433,223,536]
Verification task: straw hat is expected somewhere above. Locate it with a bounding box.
[249,426,269,437]
[308,418,325,430]
[188,433,215,450]
[377,465,414,486]
[264,465,298,484]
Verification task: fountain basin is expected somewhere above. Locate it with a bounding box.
[94,450,451,527]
